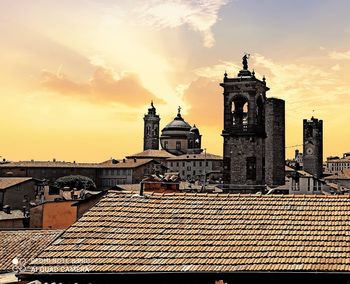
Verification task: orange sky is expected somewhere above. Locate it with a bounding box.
[1,0,350,162]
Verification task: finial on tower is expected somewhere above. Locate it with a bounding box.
[242,53,250,70]
[151,100,154,107]
[178,106,182,115]
[224,70,227,78]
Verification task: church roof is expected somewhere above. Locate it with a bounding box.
[162,108,191,132]
[24,191,350,274]
[163,114,191,131]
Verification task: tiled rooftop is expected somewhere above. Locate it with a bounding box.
[0,177,33,190]
[28,191,350,273]
[0,210,24,220]
[0,230,62,272]
[0,159,157,169]
[126,149,175,159]
[167,153,222,161]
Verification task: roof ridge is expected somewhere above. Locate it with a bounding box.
[108,189,350,199]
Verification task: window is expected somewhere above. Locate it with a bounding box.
[193,170,196,175]
[183,162,185,167]
[170,162,173,167]
[176,141,181,150]
[164,141,168,149]
[199,161,202,167]
[176,162,179,167]
[193,161,196,167]
[206,161,209,167]
[246,157,256,180]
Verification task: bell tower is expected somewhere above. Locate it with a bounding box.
[143,101,160,150]
[303,117,323,178]
[220,54,268,192]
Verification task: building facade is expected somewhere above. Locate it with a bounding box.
[288,170,324,194]
[326,153,350,173]
[0,177,38,210]
[143,101,160,151]
[0,159,164,189]
[303,117,323,178]
[166,153,223,181]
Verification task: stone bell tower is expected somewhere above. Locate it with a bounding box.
[221,54,268,192]
[143,101,160,150]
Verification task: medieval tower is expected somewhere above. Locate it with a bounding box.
[303,117,323,178]
[143,101,160,151]
[265,98,285,186]
[221,55,268,191]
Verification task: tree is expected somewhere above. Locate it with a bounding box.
[53,175,97,191]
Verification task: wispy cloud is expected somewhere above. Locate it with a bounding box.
[329,50,350,60]
[136,0,229,48]
[40,66,160,106]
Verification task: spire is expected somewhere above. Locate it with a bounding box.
[175,106,183,120]
[147,100,156,115]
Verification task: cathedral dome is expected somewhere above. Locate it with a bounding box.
[160,107,195,155]
[161,109,192,138]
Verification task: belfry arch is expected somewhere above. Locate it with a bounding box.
[231,95,249,127]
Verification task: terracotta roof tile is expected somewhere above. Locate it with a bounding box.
[0,230,62,272]
[0,177,33,190]
[26,192,350,273]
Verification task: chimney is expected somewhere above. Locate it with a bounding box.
[295,149,299,159]
[73,161,76,163]
[134,158,137,163]
[123,159,126,163]
[3,205,11,214]
[53,158,56,162]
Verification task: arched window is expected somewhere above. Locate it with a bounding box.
[231,96,249,126]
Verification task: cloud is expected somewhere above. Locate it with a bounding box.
[183,53,350,128]
[193,61,240,79]
[40,67,161,106]
[182,77,222,127]
[331,64,341,71]
[136,0,229,48]
[252,54,340,106]
[329,50,350,60]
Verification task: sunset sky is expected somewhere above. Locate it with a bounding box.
[1,0,350,162]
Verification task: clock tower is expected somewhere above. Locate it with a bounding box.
[303,117,323,178]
